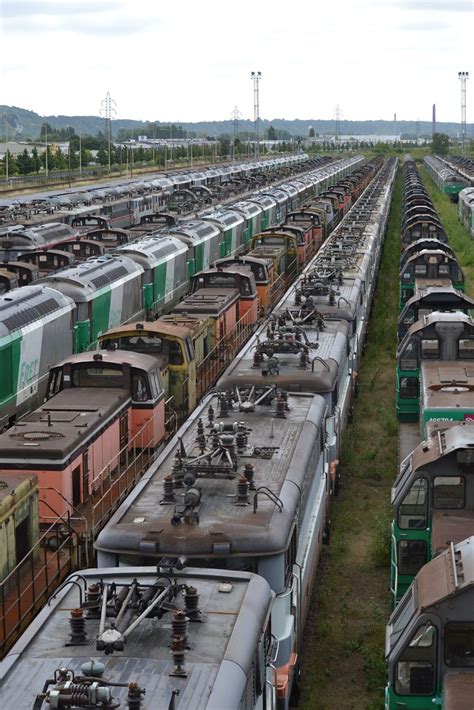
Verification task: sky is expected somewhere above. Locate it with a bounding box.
[1,0,472,124]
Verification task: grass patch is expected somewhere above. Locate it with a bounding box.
[299,164,474,709]
[419,164,474,298]
[299,168,402,709]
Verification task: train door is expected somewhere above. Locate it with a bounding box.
[82,451,90,501]
[15,517,30,564]
[119,412,128,464]
[72,465,81,507]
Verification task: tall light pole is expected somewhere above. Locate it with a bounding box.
[79,128,82,177]
[4,115,8,181]
[251,72,262,160]
[231,105,242,162]
[459,71,469,157]
[100,91,117,173]
[45,123,48,178]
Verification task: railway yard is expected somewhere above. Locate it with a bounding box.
[0,150,473,709]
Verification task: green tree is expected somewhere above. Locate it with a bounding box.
[267,125,277,140]
[431,132,450,155]
[17,148,34,175]
[31,146,41,173]
[308,126,315,138]
[96,147,108,165]
[54,147,67,170]
[69,149,79,169]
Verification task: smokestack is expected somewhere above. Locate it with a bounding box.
[432,104,436,137]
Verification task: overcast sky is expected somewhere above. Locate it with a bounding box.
[1,0,472,124]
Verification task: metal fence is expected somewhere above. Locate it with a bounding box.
[0,515,77,657]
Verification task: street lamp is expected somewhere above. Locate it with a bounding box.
[251,71,262,160]
[458,71,469,157]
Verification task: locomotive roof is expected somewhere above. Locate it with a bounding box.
[402,248,460,267]
[402,285,474,309]
[403,420,474,473]
[414,536,474,611]
[0,285,74,337]
[115,235,187,264]
[0,389,130,466]
[95,390,326,558]
[98,320,196,342]
[54,349,162,373]
[284,276,363,322]
[173,289,239,317]
[403,310,474,337]
[219,317,348,394]
[37,255,143,298]
[0,567,272,710]
[421,361,474,411]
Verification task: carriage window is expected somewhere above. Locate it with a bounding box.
[433,476,465,509]
[421,339,440,359]
[400,341,418,371]
[398,477,428,530]
[415,265,427,277]
[395,624,436,695]
[458,339,474,359]
[445,623,474,667]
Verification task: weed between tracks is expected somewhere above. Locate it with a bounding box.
[299,164,474,709]
[299,170,402,710]
[419,164,474,298]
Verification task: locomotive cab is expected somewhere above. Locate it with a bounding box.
[398,287,474,341]
[399,250,464,307]
[98,319,211,418]
[386,537,474,709]
[390,422,474,604]
[191,267,258,324]
[397,312,474,423]
[47,350,165,449]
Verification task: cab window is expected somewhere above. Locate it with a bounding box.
[420,339,440,359]
[47,368,63,397]
[72,366,124,388]
[132,371,150,401]
[402,308,415,327]
[458,338,474,359]
[398,477,428,529]
[169,340,184,365]
[414,264,427,277]
[400,341,418,371]
[433,476,465,509]
[445,623,474,667]
[395,624,437,695]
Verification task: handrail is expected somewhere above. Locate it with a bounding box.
[253,486,283,513]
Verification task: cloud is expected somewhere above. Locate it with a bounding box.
[1,1,121,18]
[391,0,471,11]
[1,1,162,35]
[398,19,449,30]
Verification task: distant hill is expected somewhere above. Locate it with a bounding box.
[1,105,472,140]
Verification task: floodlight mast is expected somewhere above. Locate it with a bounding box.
[458,72,469,157]
[251,72,262,160]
